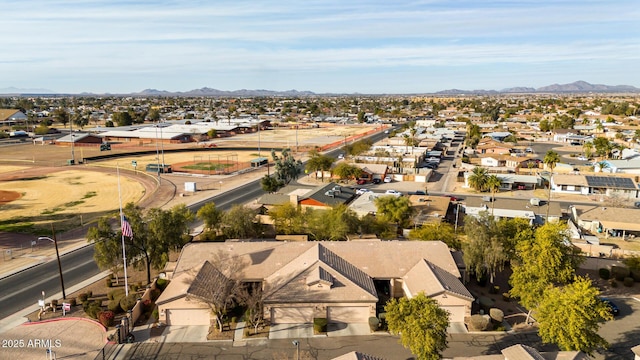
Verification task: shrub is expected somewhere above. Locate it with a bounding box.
[231,316,237,324]
[98,310,115,327]
[598,268,610,280]
[313,318,328,333]
[489,285,500,294]
[108,300,123,314]
[631,269,640,282]
[105,278,113,288]
[78,293,89,303]
[623,277,634,287]
[51,299,58,307]
[502,293,511,302]
[150,289,162,301]
[467,314,492,331]
[367,317,379,332]
[108,289,126,301]
[85,301,102,319]
[152,308,159,321]
[130,284,139,292]
[156,279,169,291]
[86,291,93,298]
[120,294,138,312]
[611,266,630,281]
[609,279,618,288]
[68,298,76,307]
[489,308,504,324]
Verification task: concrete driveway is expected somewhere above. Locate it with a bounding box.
[269,323,313,339]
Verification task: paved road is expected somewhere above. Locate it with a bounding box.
[0,245,99,319]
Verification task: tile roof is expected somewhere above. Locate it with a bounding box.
[403,260,473,301]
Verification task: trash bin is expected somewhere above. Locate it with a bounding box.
[67,159,75,165]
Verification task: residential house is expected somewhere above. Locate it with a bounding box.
[480,155,506,168]
[570,205,640,239]
[551,174,590,195]
[597,159,640,175]
[407,195,452,225]
[298,183,356,210]
[464,197,561,224]
[0,109,27,124]
[156,241,473,326]
[452,344,591,360]
[353,163,388,182]
[475,139,513,154]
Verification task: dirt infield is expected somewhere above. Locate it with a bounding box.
[0,190,20,204]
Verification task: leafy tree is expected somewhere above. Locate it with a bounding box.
[536,277,611,355]
[593,137,614,159]
[112,112,133,127]
[539,119,551,132]
[268,202,306,235]
[463,213,507,285]
[306,205,359,241]
[409,223,460,250]
[260,175,282,193]
[87,217,123,285]
[344,139,372,156]
[467,167,489,192]
[374,195,413,228]
[509,222,582,323]
[148,108,161,122]
[197,202,223,234]
[384,293,449,360]
[271,149,302,186]
[485,175,502,215]
[53,108,70,128]
[543,150,560,219]
[305,152,334,182]
[583,142,594,158]
[332,162,363,181]
[495,218,534,261]
[221,205,260,239]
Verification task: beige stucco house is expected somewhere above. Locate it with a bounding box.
[155,240,473,327]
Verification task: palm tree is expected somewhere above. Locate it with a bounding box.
[468,167,489,192]
[543,150,560,220]
[485,175,502,215]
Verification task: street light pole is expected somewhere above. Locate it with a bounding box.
[292,340,300,360]
[454,202,461,234]
[39,223,66,299]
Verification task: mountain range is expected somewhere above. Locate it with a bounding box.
[1,81,638,96]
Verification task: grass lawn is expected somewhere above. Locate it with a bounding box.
[182,162,233,171]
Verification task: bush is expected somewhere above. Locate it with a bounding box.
[313,318,327,333]
[68,298,76,307]
[623,277,634,287]
[98,310,115,327]
[107,300,123,314]
[467,314,492,331]
[86,291,93,298]
[130,284,139,292]
[156,278,169,291]
[51,299,58,307]
[489,308,504,324]
[150,289,162,301]
[120,294,138,312]
[231,316,237,324]
[502,293,511,302]
[489,285,500,294]
[84,301,102,319]
[631,269,640,282]
[152,308,159,321]
[106,278,113,288]
[609,279,618,288]
[78,293,89,303]
[108,289,126,301]
[367,317,379,332]
[598,268,610,280]
[611,266,630,281]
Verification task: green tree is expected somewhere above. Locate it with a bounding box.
[260,175,282,193]
[148,108,161,122]
[583,142,594,159]
[408,223,460,250]
[467,167,489,192]
[374,195,413,228]
[53,108,70,128]
[384,293,449,360]
[197,202,223,234]
[271,149,302,185]
[536,277,611,355]
[112,112,133,127]
[495,218,534,261]
[306,205,359,241]
[305,152,335,182]
[543,150,560,219]
[268,202,306,235]
[509,222,582,323]
[332,162,363,181]
[221,205,260,239]
[485,175,502,215]
[87,217,122,285]
[463,213,507,285]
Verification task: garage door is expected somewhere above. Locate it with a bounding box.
[441,306,466,323]
[165,309,210,326]
[271,307,314,324]
[327,306,370,323]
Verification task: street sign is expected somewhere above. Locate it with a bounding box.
[63,303,71,311]
[131,160,137,167]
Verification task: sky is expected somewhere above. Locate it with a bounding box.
[2,0,639,94]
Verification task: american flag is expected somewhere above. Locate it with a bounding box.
[121,216,133,238]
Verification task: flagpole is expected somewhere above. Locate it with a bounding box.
[117,164,129,297]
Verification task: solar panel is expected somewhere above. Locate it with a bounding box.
[585,176,635,189]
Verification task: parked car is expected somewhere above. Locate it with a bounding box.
[634,201,640,208]
[356,188,371,195]
[408,190,426,195]
[600,297,620,317]
[385,189,402,196]
[372,178,381,184]
[577,156,588,161]
[356,179,367,185]
[425,163,438,169]
[337,153,344,159]
[444,194,461,201]
[383,175,392,183]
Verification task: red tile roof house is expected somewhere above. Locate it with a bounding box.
[155,241,473,329]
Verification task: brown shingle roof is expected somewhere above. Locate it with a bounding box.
[186,261,235,305]
[403,260,473,301]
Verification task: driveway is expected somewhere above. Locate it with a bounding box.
[269,323,313,339]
